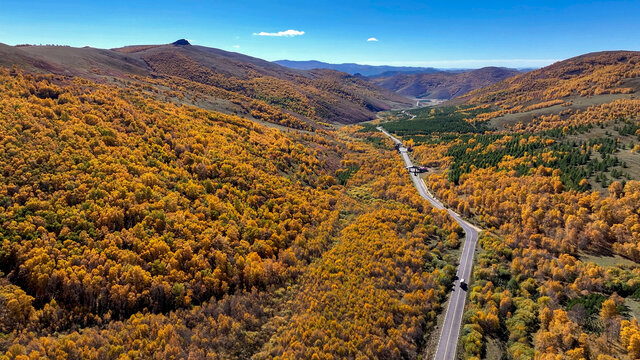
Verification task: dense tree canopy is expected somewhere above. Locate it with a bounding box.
[0,67,458,359]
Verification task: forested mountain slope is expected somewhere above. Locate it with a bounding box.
[459,51,640,106]
[0,66,461,359]
[0,41,411,127]
[450,51,640,131]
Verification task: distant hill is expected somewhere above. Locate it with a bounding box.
[274,60,442,77]
[455,51,640,107]
[0,41,411,126]
[370,67,521,99]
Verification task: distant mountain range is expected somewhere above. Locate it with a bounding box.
[274,60,445,77]
[275,60,527,99]
[370,67,522,99]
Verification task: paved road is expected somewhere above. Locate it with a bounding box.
[377,126,480,360]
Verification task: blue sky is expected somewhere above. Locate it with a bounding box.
[1,0,639,68]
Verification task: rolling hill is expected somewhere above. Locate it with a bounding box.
[455,51,640,107]
[370,67,521,99]
[0,40,411,126]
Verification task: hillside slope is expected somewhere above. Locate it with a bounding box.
[130,43,410,123]
[0,41,411,126]
[456,51,640,106]
[371,67,521,99]
[0,66,459,359]
[449,51,640,131]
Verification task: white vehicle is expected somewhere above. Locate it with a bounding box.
[460,278,465,284]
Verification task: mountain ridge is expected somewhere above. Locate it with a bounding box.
[455,50,640,107]
[0,41,411,126]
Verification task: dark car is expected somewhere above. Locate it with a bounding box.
[459,278,467,291]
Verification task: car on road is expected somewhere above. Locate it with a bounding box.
[459,278,467,290]
[406,165,429,174]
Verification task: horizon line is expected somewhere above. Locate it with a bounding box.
[273,58,560,68]
[0,41,596,69]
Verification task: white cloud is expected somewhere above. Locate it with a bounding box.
[367,37,379,42]
[232,45,240,49]
[253,29,304,37]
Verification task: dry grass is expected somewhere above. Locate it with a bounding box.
[483,338,505,360]
[555,122,640,191]
[617,148,640,179]
[626,298,640,320]
[579,252,640,269]
[490,93,635,130]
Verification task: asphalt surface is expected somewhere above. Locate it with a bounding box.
[377,126,480,360]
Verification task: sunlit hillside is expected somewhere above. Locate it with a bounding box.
[365,50,640,359]
[0,41,411,129]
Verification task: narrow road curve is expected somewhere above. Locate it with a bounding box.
[377,126,481,360]
[401,110,417,120]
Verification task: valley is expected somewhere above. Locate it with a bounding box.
[1,10,640,359]
[357,50,640,359]
[378,126,480,360]
[0,60,465,359]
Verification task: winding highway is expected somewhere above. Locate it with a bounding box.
[377,126,481,360]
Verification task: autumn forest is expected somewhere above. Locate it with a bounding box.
[0,33,640,360]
